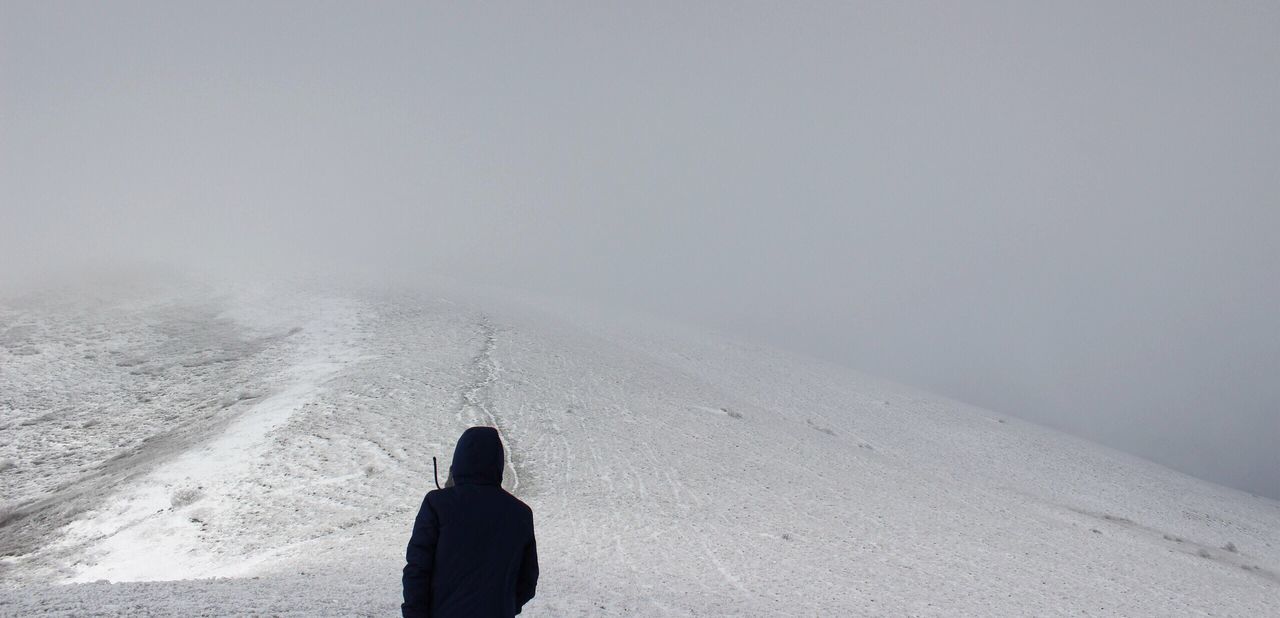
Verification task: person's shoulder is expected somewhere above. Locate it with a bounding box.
[505,492,534,518]
[423,487,456,507]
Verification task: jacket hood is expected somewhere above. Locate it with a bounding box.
[449,426,504,486]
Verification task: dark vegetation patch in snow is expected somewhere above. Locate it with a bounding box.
[171,487,204,509]
[1100,513,1134,525]
[805,419,835,436]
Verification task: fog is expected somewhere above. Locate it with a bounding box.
[3,2,1278,499]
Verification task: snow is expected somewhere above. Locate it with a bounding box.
[2,282,1278,615]
[50,297,364,583]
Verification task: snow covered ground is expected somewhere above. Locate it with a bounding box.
[2,280,1278,615]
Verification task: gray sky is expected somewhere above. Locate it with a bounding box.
[3,2,1278,498]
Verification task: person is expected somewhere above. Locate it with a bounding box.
[403,426,538,617]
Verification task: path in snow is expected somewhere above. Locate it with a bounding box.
[456,317,520,494]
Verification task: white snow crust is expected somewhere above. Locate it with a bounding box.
[1,281,1277,616]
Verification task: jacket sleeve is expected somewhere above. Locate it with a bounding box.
[402,493,439,617]
[515,535,539,612]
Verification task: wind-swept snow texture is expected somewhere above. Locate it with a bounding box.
[2,282,1278,616]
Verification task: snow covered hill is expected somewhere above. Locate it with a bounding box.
[2,280,1278,615]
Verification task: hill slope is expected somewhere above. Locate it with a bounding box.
[2,282,1278,615]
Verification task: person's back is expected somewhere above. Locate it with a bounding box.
[403,427,538,617]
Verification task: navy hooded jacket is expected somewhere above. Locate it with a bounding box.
[403,427,538,617]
